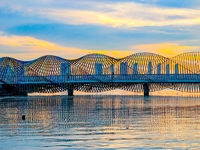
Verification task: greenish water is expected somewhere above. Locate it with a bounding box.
[0,95,200,149]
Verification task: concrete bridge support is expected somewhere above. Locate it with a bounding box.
[143,84,149,96]
[68,84,74,96]
[68,88,74,96]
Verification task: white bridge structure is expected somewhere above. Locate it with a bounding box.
[1,52,200,96]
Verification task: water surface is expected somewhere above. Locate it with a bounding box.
[0,95,200,149]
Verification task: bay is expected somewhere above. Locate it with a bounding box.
[0,95,200,149]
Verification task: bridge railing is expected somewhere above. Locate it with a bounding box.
[1,74,199,85]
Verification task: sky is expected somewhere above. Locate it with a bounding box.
[0,0,200,60]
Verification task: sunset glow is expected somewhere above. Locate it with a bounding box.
[0,0,200,60]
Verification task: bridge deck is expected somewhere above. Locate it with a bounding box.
[1,74,200,84]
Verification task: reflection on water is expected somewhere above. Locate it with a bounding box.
[1,96,200,149]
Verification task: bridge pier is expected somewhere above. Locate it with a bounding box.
[143,84,149,96]
[68,85,74,96]
[68,89,74,96]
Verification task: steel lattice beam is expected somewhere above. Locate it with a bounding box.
[1,52,200,94]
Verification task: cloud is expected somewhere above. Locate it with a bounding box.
[30,6,200,28]
[132,43,199,57]
[1,34,198,60]
[0,0,200,28]
[0,35,87,59]
[1,1,200,28]
[0,34,133,60]
[0,1,200,60]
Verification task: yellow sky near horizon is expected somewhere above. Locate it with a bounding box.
[0,35,199,60]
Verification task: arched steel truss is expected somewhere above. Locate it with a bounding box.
[1,52,200,94]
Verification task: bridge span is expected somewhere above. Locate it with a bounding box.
[1,52,200,96]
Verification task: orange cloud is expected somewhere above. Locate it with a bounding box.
[1,35,198,60]
[0,35,85,59]
[0,35,132,60]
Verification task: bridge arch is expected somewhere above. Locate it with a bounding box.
[71,53,117,75]
[114,52,170,93]
[25,55,71,76]
[1,53,200,95]
[0,57,27,95]
[170,52,200,74]
[114,52,169,75]
[0,57,25,78]
[71,54,117,93]
[167,52,200,93]
[24,55,71,93]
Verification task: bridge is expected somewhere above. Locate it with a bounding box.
[1,52,200,96]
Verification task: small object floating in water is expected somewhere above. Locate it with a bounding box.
[22,115,25,120]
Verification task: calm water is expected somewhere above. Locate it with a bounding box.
[1,95,200,149]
